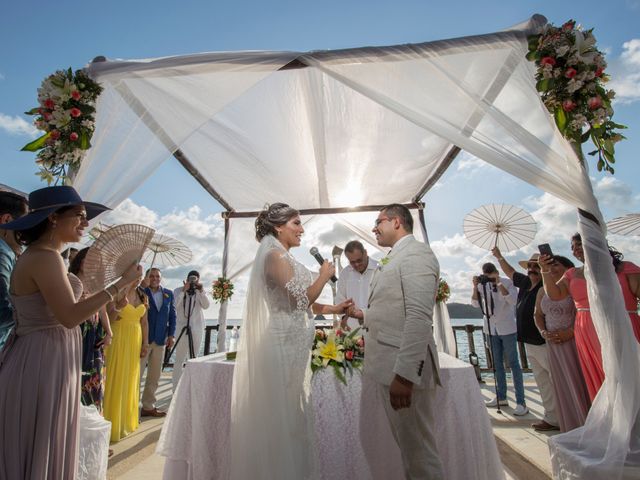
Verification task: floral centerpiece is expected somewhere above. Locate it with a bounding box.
[436,278,450,303]
[211,276,234,303]
[22,68,103,185]
[311,328,365,385]
[526,20,626,174]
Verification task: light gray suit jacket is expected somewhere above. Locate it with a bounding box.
[364,235,441,389]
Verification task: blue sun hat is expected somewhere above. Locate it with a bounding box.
[2,186,110,231]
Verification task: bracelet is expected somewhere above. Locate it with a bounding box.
[541,270,551,274]
[104,289,114,302]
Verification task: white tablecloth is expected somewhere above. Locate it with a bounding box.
[158,353,504,480]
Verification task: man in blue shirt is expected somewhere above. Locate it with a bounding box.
[0,191,28,349]
[141,267,176,417]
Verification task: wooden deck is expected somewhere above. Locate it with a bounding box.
[109,372,556,479]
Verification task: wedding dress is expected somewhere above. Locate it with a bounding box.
[230,234,318,480]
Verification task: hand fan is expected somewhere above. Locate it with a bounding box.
[82,223,156,293]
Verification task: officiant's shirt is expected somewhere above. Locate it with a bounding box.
[336,258,378,325]
[471,276,517,336]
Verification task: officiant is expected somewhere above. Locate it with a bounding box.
[335,240,377,331]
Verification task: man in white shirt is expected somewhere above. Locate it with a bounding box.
[471,262,528,415]
[335,240,378,331]
[172,270,211,390]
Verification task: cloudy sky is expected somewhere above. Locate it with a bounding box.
[1,0,639,319]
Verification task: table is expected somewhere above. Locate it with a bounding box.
[157,353,504,480]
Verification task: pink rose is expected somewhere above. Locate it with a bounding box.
[43,112,52,122]
[587,96,603,110]
[564,68,577,79]
[50,130,61,140]
[335,329,343,337]
[562,99,577,112]
[562,21,575,31]
[356,338,365,347]
[71,90,81,100]
[44,99,55,109]
[345,351,354,361]
[540,57,556,67]
[70,107,82,118]
[595,67,605,77]
[69,132,79,141]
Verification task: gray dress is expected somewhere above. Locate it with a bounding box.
[541,294,591,432]
[0,274,83,479]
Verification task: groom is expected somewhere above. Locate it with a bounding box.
[351,204,443,479]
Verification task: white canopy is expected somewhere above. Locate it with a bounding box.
[73,14,638,479]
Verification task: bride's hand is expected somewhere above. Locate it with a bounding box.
[334,298,354,314]
[318,260,335,283]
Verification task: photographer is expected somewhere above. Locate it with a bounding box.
[471,263,528,416]
[172,270,211,390]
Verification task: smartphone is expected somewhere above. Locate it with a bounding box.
[538,243,553,257]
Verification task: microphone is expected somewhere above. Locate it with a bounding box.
[309,247,338,283]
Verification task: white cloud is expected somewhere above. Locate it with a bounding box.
[0,113,38,137]
[609,39,640,104]
[0,73,5,80]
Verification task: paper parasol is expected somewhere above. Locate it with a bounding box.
[607,213,640,236]
[82,223,156,293]
[463,204,537,252]
[143,233,192,268]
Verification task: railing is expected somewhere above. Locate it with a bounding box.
[201,324,533,382]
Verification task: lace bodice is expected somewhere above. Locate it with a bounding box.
[541,294,576,331]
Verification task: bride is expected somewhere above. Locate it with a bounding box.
[230,203,351,480]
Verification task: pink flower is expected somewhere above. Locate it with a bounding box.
[564,68,577,79]
[540,57,556,67]
[50,130,61,140]
[43,112,52,122]
[44,99,55,109]
[70,107,82,118]
[69,132,79,141]
[71,90,81,100]
[562,99,577,112]
[356,338,365,347]
[562,20,575,31]
[335,329,343,337]
[345,350,354,361]
[595,67,605,77]
[587,96,603,110]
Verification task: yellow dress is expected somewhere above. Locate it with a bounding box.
[103,303,146,442]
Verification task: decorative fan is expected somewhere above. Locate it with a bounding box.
[143,233,192,268]
[463,204,537,252]
[82,224,156,293]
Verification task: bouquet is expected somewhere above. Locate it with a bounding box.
[311,328,365,385]
[22,68,103,185]
[211,276,234,303]
[526,20,626,174]
[436,278,450,303]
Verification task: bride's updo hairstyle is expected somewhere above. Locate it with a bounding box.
[255,203,299,241]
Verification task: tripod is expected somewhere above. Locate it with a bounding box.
[478,280,503,415]
[163,287,197,370]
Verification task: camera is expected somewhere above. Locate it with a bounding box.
[186,275,199,294]
[477,274,496,285]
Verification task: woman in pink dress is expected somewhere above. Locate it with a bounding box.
[541,233,640,401]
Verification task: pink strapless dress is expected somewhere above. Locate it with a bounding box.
[565,262,640,401]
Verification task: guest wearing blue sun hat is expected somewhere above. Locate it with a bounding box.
[0,186,142,480]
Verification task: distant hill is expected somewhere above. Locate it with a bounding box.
[446,302,483,319]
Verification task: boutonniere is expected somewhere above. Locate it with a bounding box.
[380,256,390,266]
[163,293,169,299]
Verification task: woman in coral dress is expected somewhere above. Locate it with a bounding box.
[103,283,149,442]
[541,234,640,401]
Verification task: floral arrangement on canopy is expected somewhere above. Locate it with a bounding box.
[211,276,234,303]
[526,20,626,174]
[311,328,365,385]
[22,68,103,185]
[436,278,450,303]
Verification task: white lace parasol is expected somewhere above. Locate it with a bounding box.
[606,213,640,236]
[143,233,192,268]
[463,204,537,252]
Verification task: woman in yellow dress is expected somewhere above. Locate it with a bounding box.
[103,282,149,442]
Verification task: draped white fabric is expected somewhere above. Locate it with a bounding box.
[433,302,457,356]
[71,14,639,478]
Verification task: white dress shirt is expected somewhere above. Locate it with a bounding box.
[471,276,517,336]
[336,258,378,329]
[173,286,211,332]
